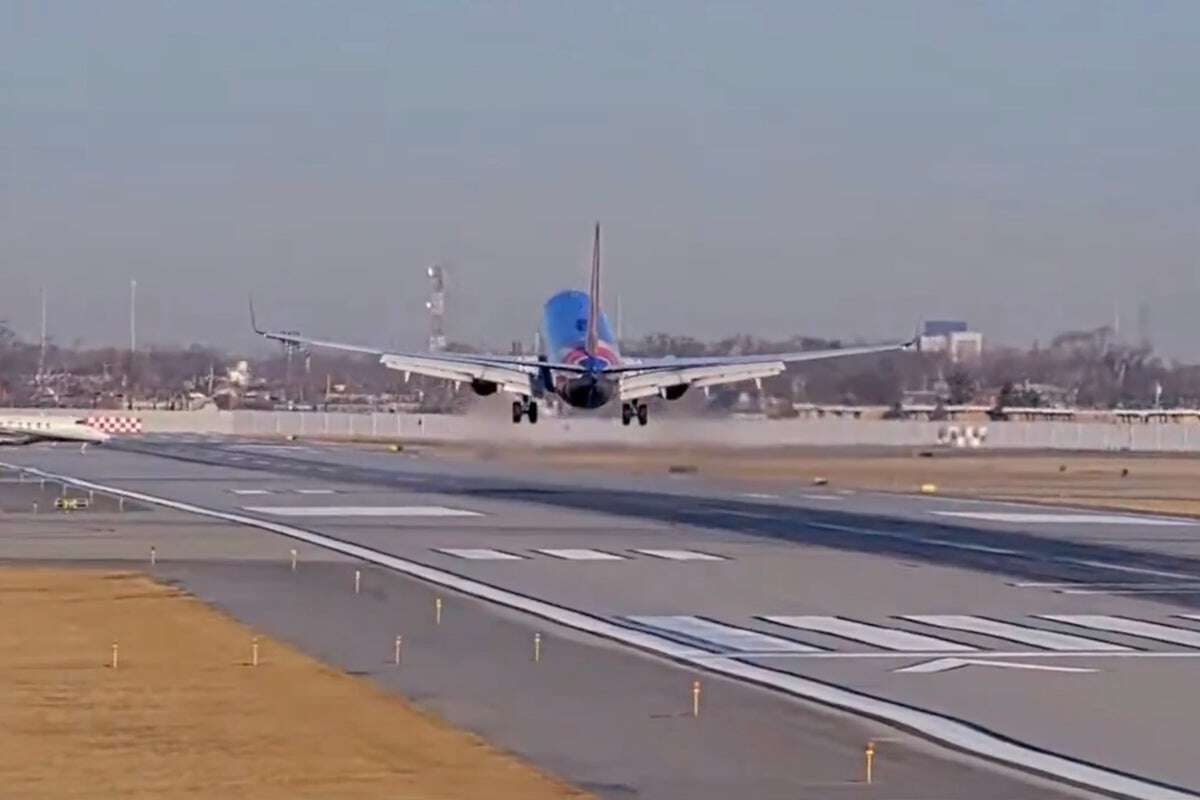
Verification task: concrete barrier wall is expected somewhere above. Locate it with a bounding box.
[17,408,1200,451]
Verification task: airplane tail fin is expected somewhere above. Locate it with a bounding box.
[586,222,601,355]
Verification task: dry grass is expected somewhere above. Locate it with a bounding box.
[0,568,587,800]
[444,445,1200,517]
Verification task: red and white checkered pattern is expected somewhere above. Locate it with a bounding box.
[86,417,143,434]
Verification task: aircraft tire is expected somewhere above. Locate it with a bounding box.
[637,403,649,426]
[512,401,523,424]
[527,401,539,424]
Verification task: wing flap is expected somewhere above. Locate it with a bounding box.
[604,340,913,375]
[379,354,536,395]
[619,362,785,402]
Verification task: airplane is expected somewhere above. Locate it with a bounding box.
[0,414,111,446]
[252,224,915,426]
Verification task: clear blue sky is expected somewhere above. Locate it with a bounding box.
[4,2,1198,356]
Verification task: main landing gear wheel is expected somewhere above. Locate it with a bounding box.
[621,404,633,426]
[512,399,539,424]
[636,403,649,426]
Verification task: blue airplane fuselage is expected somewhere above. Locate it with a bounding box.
[541,290,621,408]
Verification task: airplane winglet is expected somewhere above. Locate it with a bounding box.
[249,295,265,335]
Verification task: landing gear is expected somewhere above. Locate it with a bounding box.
[512,398,539,424]
[622,402,648,427]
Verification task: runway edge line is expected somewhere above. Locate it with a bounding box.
[6,461,1194,800]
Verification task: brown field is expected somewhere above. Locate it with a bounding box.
[0,568,587,800]
[438,444,1200,517]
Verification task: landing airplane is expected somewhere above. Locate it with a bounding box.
[0,415,111,445]
[253,225,914,426]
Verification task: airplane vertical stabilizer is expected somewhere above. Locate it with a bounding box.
[586,222,601,355]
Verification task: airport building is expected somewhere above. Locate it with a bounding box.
[918,320,983,363]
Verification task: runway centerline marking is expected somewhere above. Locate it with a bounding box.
[229,489,272,495]
[807,521,1020,557]
[932,511,1196,526]
[242,505,482,518]
[6,461,1193,800]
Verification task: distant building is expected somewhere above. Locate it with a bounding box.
[919,320,983,363]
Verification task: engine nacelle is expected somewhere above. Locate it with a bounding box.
[470,379,499,396]
[660,384,690,401]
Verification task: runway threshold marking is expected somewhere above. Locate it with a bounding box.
[902,616,1132,652]
[436,548,524,561]
[242,505,482,518]
[7,462,1195,800]
[535,548,625,561]
[1039,615,1200,649]
[764,616,975,653]
[633,549,726,561]
[625,616,820,653]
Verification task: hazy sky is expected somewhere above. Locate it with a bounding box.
[4,2,1198,356]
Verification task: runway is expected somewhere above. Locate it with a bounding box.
[6,435,1200,798]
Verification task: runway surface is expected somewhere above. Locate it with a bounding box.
[7,434,1200,798]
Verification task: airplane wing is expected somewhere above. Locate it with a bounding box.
[611,340,915,402]
[0,429,40,446]
[251,305,590,397]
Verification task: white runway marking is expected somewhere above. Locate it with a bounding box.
[436,548,523,561]
[230,489,272,495]
[1039,615,1200,649]
[1059,586,1200,595]
[765,616,975,652]
[536,548,625,561]
[798,494,844,502]
[9,461,1192,800]
[809,522,1020,557]
[230,444,311,452]
[924,539,1019,555]
[896,658,1098,675]
[627,616,819,653]
[633,549,726,561]
[242,505,482,517]
[932,511,1195,526]
[294,488,337,495]
[905,615,1132,652]
[1055,560,1199,580]
[738,492,779,500]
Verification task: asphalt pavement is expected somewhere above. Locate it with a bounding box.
[7,435,1200,799]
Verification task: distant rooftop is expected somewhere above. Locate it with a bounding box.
[923,320,969,336]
